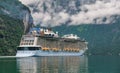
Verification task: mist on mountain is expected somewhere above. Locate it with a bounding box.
[19,0,120,27]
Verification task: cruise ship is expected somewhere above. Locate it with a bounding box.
[16,27,88,57]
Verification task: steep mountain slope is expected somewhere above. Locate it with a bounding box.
[53,22,120,55]
[0,0,32,55]
[19,0,120,27]
[0,15,23,55]
[0,0,29,19]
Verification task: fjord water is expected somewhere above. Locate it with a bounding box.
[0,56,120,73]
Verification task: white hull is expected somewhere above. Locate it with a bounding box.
[16,50,85,57]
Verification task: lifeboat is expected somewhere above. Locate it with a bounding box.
[52,48,59,51]
[42,47,49,51]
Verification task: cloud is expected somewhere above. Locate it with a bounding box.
[19,0,120,27]
[70,0,120,25]
[19,0,39,5]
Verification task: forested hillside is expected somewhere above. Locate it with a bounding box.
[53,22,120,55]
[0,15,24,55]
[0,0,32,55]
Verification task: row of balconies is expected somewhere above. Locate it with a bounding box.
[41,47,80,52]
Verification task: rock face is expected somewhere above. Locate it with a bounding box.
[0,0,32,20]
[0,0,33,33]
[19,0,120,27]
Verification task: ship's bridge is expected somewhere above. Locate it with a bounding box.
[20,35,38,46]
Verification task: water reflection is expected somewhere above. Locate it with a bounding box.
[17,56,88,73]
[1,56,120,73]
[0,58,18,73]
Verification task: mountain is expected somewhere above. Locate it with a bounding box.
[1,0,120,55]
[19,0,120,27]
[53,22,120,55]
[0,15,24,55]
[0,0,29,19]
[19,0,120,55]
[0,0,33,55]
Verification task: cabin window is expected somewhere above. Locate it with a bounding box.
[25,40,27,42]
[28,43,30,45]
[32,40,34,42]
[17,47,41,50]
[21,43,23,45]
[30,40,34,42]
[31,43,34,45]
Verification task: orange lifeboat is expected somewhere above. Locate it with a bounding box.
[42,47,49,51]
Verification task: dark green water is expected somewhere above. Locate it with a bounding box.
[0,56,120,73]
